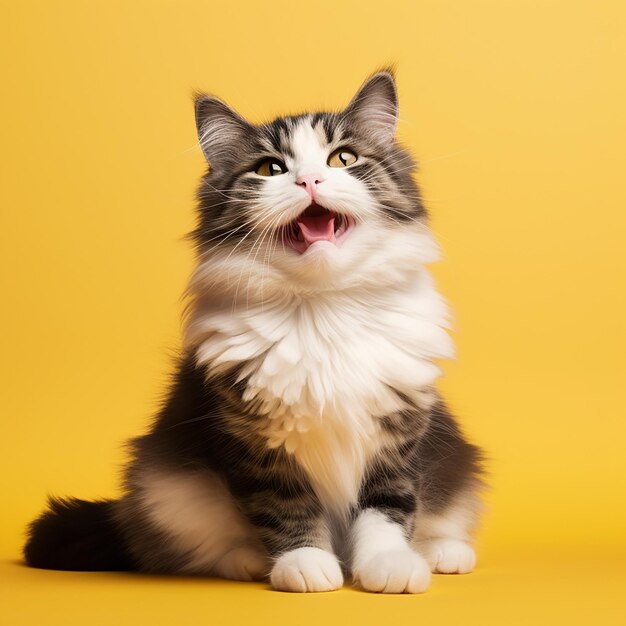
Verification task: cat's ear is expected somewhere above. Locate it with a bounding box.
[343,70,399,144]
[194,94,252,172]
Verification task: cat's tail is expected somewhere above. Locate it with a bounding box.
[23,497,135,571]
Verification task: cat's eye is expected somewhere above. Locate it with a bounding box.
[255,158,287,176]
[327,149,357,168]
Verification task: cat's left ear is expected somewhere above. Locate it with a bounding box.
[343,70,399,144]
[194,94,252,173]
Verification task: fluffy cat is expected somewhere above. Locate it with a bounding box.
[24,70,483,593]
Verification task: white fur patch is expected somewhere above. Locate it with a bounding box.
[187,265,451,514]
[290,122,331,177]
[139,469,268,577]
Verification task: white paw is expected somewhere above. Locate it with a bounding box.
[270,547,344,592]
[355,549,431,594]
[418,539,476,574]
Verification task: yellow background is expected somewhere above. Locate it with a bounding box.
[1,0,625,624]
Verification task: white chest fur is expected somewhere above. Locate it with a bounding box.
[186,267,453,514]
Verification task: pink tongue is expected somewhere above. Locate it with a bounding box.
[297,213,336,246]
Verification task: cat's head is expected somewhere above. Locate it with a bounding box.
[192,70,438,297]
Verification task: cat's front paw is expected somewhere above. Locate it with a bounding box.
[417,538,476,574]
[354,549,431,594]
[270,547,344,592]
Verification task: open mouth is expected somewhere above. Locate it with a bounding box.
[282,204,355,254]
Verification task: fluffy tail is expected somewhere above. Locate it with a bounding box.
[24,497,134,571]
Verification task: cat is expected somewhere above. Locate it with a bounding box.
[24,69,483,593]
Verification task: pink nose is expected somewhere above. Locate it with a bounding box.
[296,171,326,199]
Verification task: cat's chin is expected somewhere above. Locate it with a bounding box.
[293,241,342,273]
[275,238,351,287]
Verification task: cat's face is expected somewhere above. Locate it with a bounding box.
[193,71,436,295]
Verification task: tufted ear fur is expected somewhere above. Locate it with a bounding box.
[194,94,252,173]
[343,70,399,144]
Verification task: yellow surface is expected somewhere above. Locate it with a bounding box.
[2,546,626,626]
[1,0,625,624]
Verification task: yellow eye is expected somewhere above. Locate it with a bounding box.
[255,158,287,176]
[328,149,357,168]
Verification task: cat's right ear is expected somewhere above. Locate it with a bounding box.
[194,94,252,173]
[343,70,399,144]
